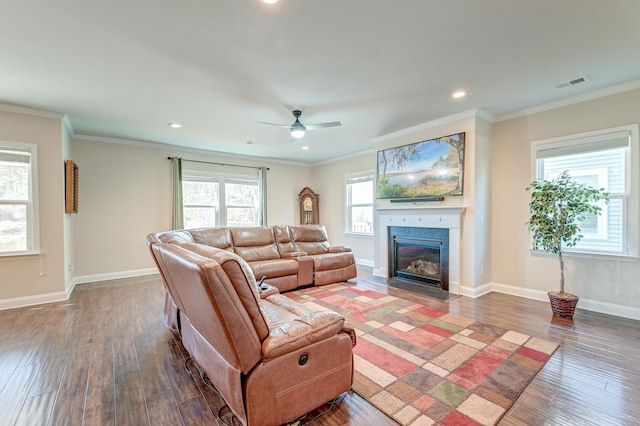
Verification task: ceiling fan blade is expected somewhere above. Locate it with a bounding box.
[304,121,342,130]
[257,121,291,128]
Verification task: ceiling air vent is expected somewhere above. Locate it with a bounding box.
[554,76,588,89]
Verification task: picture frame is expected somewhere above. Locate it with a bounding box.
[376,132,465,200]
[65,160,78,213]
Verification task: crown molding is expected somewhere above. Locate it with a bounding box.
[0,102,65,120]
[496,79,640,122]
[62,115,75,136]
[370,108,494,144]
[73,134,311,167]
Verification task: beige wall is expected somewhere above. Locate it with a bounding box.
[311,153,375,265]
[71,138,312,279]
[491,88,640,311]
[0,109,66,304]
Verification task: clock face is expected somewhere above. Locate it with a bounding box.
[303,197,313,211]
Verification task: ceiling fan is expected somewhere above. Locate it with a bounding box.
[259,110,341,139]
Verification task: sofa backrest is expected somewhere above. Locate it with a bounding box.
[230,227,280,262]
[147,229,195,245]
[273,225,296,255]
[288,225,330,255]
[189,227,234,251]
[151,243,267,373]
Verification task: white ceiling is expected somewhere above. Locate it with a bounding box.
[2,0,640,164]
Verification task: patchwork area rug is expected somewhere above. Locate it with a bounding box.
[285,283,559,426]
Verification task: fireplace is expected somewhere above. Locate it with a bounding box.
[389,226,449,291]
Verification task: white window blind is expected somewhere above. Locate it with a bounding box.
[533,126,636,256]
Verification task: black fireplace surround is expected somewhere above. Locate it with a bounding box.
[388,226,449,291]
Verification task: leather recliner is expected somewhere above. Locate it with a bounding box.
[148,241,355,426]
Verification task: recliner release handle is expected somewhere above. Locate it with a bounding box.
[298,353,308,366]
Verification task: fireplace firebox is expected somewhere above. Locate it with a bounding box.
[394,238,442,285]
[388,226,449,291]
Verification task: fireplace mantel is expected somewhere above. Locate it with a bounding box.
[377,206,465,230]
[374,207,465,294]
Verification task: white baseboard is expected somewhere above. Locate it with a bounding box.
[0,268,159,311]
[65,278,76,300]
[355,258,374,268]
[372,268,386,278]
[72,268,158,286]
[0,291,68,311]
[459,282,492,298]
[489,281,640,321]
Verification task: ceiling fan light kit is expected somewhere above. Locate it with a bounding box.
[259,109,341,140]
[290,110,306,138]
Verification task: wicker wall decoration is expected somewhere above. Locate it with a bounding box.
[65,160,79,213]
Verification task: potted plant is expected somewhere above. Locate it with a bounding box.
[526,170,609,319]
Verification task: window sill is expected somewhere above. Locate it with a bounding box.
[345,232,375,239]
[530,249,638,263]
[0,251,41,260]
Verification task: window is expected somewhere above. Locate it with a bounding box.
[182,176,219,228]
[346,171,373,235]
[225,180,259,227]
[532,125,638,256]
[182,173,259,228]
[0,143,38,255]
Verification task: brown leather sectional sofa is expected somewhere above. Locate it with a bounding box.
[148,224,357,292]
[146,226,356,425]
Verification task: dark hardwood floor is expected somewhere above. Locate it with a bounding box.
[1,267,638,425]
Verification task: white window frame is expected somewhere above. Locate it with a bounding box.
[182,173,220,227]
[345,171,374,236]
[0,142,40,257]
[224,178,260,227]
[531,124,639,259]
[182,170,260,228]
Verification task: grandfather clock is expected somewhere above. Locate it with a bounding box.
[298,187,319,225]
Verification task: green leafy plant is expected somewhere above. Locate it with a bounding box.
[526,170,609,294]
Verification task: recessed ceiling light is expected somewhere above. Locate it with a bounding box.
[302,146,309,150]
[452,91,466,99]
[262,0,278,4]
[168,123,182,128]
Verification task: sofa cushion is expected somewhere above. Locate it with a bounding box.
[260,293,345,360]
[231,227,281,262]
[289,225,330,255]
[273,224,296,255]
[148,230,194,245]
[249,258,298,279]
[189,227,234,251]
[310,252,355,271]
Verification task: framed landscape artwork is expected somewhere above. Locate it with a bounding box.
[376,132,465,200]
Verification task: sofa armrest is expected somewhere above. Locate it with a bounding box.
[259,284,279,299]
[328,246,352,253]
[280,251,308,258]
[341,322,357,348]
[261,309,345,360]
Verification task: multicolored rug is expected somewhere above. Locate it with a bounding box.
[285,283,558,426]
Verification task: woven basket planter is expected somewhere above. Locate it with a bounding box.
[548,291,579,319]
